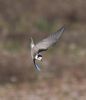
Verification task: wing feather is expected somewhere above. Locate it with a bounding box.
[35,26,64,53]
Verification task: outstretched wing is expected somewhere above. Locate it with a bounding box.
[35,26,65,53]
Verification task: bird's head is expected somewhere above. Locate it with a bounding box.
[35,54,42,61]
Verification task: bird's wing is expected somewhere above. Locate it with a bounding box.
[35,26,65,53]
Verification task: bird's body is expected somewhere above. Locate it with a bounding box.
[30,26,65,71]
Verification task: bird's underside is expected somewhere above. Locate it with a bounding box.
[31,26,65,71]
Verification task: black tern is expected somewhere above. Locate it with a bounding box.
[31,26,65,71]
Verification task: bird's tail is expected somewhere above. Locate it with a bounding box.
[33,59,40,71]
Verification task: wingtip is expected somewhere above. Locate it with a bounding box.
[31,37,33,41]
[31,37,35,48]
[56,26,65,35]
[59,26,65,32]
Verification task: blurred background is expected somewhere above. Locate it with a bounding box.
[0,0,86,100]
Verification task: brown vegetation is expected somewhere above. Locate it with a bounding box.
[0,0,86,100]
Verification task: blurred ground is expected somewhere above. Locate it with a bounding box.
[0,0,86,100]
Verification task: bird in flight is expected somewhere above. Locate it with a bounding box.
[30,26,65,71]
